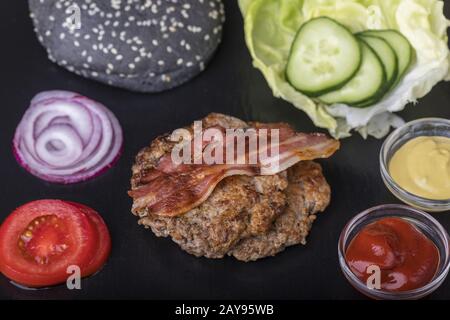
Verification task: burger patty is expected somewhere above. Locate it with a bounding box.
[130,113,331,261]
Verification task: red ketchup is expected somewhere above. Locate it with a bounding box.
[345,217,439,292]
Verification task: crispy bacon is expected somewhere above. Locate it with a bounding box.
[129,127,340,217]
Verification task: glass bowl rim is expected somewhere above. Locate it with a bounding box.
[380,117,450,211]
[338,203,450,299]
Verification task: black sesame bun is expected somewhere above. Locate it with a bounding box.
[29,0,225,92]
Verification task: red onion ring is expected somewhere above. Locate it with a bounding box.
[13,91,123,184]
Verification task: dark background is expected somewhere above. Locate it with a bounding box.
[1,1,449,300]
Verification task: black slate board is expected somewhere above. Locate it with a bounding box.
[0,1,449,300]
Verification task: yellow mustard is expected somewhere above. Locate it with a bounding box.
[389,136,450,200]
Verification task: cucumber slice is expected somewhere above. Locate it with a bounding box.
[318,41,386,106]
[358,34,398,91]
[360,30,413,85]
[352,95,382,109]
[286,17,362,97]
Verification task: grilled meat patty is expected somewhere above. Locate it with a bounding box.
[130,113,331,261]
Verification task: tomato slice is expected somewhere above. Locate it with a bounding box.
[65,202,111,277]
[0,200,98,287]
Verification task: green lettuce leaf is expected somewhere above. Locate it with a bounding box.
[239,0,450,138]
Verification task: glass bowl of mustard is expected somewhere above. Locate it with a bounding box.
[380,118,450,212]
[338,204,450,300]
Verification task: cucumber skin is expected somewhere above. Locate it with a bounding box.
[352,96,383,108]
[357,34,399,92]
[360,29,414,86]
[285,17,363,97]
[351,30,414,108]
[286,22,414,108]
[349,36,394,108]
[347,47,387,108]
[318,41,387,106]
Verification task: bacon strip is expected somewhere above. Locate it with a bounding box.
[129,129,339,217]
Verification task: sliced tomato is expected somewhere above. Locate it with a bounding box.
[65,202,111,276]
[0,200,98,287]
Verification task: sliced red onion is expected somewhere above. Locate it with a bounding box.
[13,91,123,184]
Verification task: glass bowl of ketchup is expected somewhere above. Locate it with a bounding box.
[338,204,450,300]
